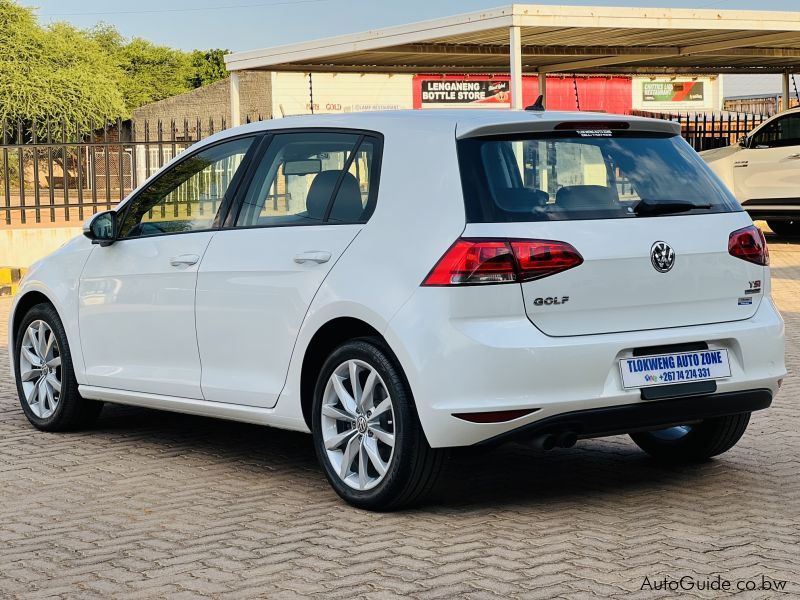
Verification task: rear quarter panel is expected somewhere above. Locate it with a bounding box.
[273,117,468,421]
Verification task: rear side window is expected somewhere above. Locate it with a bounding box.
[457,131,740,222]
[235,131,380,228]
[751,113,800,148]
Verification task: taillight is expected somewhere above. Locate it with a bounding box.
[728,226,769,266]
[512,240,584,281]
[422,238,583,286]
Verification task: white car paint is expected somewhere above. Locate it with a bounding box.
[702,108,800,222]
[8,110,786,449]
[195,224,363,407]
[79,231,215,398]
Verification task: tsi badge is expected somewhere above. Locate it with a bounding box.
[650,241,676,273]
[533,296,569,306]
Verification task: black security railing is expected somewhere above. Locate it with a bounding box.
[0,110,774,227]
[0,115,267,227]
[632,110,770,152]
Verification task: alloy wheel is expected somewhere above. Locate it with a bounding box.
[320,359,395,491]
[19,320,62,419]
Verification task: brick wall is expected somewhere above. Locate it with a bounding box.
[131,72,272,141]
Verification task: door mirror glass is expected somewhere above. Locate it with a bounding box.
[83,210,117,245]
[738,136,749,149]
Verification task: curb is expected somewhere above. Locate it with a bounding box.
[0,267,27,297]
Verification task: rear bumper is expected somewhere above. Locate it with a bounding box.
[742,199,800,220]
[386,287,785,448]
[479,388,772,446]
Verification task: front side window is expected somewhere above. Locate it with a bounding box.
[751,114,800,148]
[458,131,740,222]
[235,131,378,228]
[119,137,254,238]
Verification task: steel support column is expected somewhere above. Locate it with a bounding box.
[538,72,547,106]
[782,71,791,112]
[230,71,242,127]
[509,26,523,109]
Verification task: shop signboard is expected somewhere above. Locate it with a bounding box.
[642,81,705,103]
[415,77,511,108]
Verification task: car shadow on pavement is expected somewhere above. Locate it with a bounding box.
[80,402,733,512]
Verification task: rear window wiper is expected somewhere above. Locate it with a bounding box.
[633,199,713,216]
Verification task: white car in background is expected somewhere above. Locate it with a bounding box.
[8,110,786,510]
[702,107,800,236]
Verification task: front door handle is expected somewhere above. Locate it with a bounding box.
[294,251,332,264]
[785,153,800,160]
[170,254,200,267]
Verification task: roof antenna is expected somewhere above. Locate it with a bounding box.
[525,95,545,111]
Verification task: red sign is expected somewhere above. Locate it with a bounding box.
[412,75,632,115]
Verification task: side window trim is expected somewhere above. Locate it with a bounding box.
[223,134,273,228]
[225,127,385,231]
[322,134,365,222]
[115,132,264,241]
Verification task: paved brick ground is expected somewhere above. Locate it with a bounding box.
[1,234,799,599]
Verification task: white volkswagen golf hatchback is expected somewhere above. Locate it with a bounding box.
[8,110,786,510]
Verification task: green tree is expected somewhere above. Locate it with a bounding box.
[116,37,194,109]
[1,0,232,131]
[0,0,126,133]
[189,49,230,88]
[89,24,230,111]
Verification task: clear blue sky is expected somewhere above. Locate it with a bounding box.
[21,0,799,96]
[22,0,800,52]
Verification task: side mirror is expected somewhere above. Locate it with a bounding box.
[83,210,117,246]
[738,136,749,149]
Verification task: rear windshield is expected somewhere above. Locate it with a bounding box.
[457,130,740,222]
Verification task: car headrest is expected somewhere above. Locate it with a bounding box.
[328,172,364,223]
[555,185,617,210]
[495,188,550,212]
[306,171,363,222]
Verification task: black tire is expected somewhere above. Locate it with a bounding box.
[13,303,103,431]
[311,338,445,511]
[767,219,800,237]
[630,413,750,463]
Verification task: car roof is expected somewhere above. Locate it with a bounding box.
[199,109,681,148]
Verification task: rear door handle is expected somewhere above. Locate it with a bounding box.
[786,153,800,160]
[294,251,332,264]
[170,254,200,267]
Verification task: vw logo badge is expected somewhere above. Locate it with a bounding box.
[650,241,675,273]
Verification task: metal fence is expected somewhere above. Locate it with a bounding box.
[0,116,272,227]
[0,110,775,227]
[631,110,770,152]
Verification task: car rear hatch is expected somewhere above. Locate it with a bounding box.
[455,116,768,337]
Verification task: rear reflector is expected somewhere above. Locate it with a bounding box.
[453,409,537,423]
[422,238,583,286]
[729,225,769,266]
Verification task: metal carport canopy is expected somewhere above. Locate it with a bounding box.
[224,4,800,122]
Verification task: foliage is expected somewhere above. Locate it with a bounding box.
[0,1,126,133]
[115,37,196,110]
[189,49,230,89]
[0,0,230,133]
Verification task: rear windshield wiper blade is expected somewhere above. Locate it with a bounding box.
[633,199,713,216]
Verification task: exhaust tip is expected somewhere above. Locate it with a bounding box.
[530,433,558,451]
[556,431,578,448]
